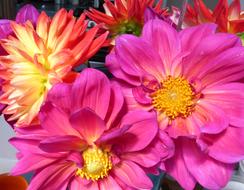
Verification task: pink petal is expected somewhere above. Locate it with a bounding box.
[194,101,229,134]
[201,126,244,163]
[118,110,158,152]
[16,4,39,26]
[203,83,244,127]
[183,33,242,80]
[99,175,122,190]
[105,52,140,86]
[39,102,79,136]
[132,86,152,105]
[11,154,57,175]
[28,162,76,190]
[120,85,152,111]
[0,20,12,39]
[104,81,124,128]
[142,19,180,75]
[70,176,100,190]
[113,160,153,189]
[39,135,86,153]
[69,108,106,144]
[182,138,234,189]
[164,140,196,190]
[115,34,165,80]
[71,68,111,119]
[46,82,72,113]
[179,24,217,52]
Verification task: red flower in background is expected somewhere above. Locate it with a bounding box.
[86,0,168,39]
[184,0,244,34]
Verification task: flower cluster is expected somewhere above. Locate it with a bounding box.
[0,1,244,190]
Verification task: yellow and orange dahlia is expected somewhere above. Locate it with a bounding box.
[0,9,108,127]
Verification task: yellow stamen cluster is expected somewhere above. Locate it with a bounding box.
[151,76,195,120]
[76,147,112,181]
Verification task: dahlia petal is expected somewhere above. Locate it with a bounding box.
[183,33,242,79]
[104,82,124,128]
[164,140,196,190]
[105,52,140,86]
[203,83,244,127]
[11,154,56,176]
[118,110,158,152]
[228,0,241,20]
[113,160,153,189]
[16,4,39,26]
[142,19,180,75]
[39,135,86,153]
[0,20,12,39]
[132,86,152,105]
[70,177,92,189]
[195,101,229,134]
[115,34,165,80]
[39,102,79,136]
[69,108,106,144]
[99,175,122,190]
[182,138,234,189]
[179,23,217,52]
[201,126,244,163]
[27,162,76,190]
[71,68,111,119]
[46,82,72,112]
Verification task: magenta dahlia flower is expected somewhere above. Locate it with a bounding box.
[106,19,244,189]
[10,68,174,190]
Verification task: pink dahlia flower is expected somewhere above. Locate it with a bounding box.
[106,19,244,189]
[10,68,174,190]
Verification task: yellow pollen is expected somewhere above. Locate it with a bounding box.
[151,76,195,120]
[76,147,112,181]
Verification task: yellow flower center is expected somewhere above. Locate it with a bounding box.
[151,76,195,120]
[76,147,112,181]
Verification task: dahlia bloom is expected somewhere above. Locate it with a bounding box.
[10,68,174,190]
[0,4,39,55]
[86,0,168,39]
[184,0,244,34]
[106,19,244,189]
[0,9,108,127]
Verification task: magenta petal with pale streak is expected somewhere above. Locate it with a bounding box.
[99,175,122,190]
[39,135,86,153]
[113,160,153,189]
[194,101,229,134]
[39,102,79,136]
[132,86,152,105]
[0,19,11,38]
[27,162,76,190]
[203,83,244,127]
[69,108,106,144]
[105,52,140,86]
[118,110,158,152]
[71,68,111,119]
[16,4,39,26]
[115,34,165,80]
[201,126,244,163]
[182,139,234,190]
[104,81,124,128]
[11,154,57,176]
[179,23,217,52]
[47,82,72,113]
[141,19,180,75]
[164,140,196,190]
[97,125,131,144]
